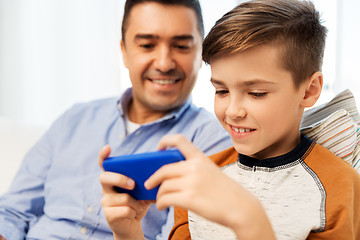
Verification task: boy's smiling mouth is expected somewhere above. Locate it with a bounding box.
[228,124,256,137]
[231,126,255,133]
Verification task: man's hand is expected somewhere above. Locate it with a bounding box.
[99,146,151,240]
[0,234,7,240]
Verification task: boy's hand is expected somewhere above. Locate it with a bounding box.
[145,134,242,227]
[145,134,275,240]
[99,146,150,240]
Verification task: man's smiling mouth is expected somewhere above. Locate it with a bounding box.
[150,79,179,85]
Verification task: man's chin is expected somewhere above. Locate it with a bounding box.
[147,98,183,112]
[150,103,180,112]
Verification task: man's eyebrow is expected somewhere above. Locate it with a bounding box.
[134,34,158,42]
[134,34,194,42]
[172,35,194,41]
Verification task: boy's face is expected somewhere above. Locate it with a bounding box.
[121,2,202,113]
[211,44,308,160]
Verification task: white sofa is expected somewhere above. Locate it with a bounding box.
[0,117,46,195]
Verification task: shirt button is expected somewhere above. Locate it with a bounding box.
[87,206,94,213]
[119,134,125,140]
[135,130,141,136]
[80,226,87,234]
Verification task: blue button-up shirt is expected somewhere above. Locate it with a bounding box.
[0,88,232,240]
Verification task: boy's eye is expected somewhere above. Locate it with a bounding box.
[215,90,229,96]
[248,92,267,97]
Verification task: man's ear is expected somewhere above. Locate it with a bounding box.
[120,40,129,69]
[301,72,323,108]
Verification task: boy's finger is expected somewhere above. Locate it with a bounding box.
[157,134,204,160]
[144,161,185,190]
[154,191,192,211]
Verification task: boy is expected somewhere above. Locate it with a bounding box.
[99,0,360,239]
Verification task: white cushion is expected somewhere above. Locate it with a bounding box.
[301,89,360,173]
[0,117,46,194]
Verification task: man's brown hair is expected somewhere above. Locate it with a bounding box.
[202,0,327,87]
[122,0,204,44]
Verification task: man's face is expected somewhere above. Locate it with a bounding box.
[211,44,308,160]
[121,2,202,115]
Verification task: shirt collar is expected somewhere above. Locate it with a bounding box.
[238,135,314,168]
[116,87,192,124]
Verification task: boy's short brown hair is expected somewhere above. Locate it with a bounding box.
[202,0,327,87]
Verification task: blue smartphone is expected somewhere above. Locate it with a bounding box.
[103,149,185,200]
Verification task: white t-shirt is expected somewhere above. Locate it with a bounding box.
[125,115,140,135]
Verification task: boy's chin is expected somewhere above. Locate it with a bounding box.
[233,145,256,157]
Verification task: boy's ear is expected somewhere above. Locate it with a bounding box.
[301,72,323,108]
[120,40,129,69]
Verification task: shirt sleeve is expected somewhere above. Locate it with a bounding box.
[155,207,174,240]
[0,111,66,239]
[306,144,360,239]
[168,207,191,240]
[307,170,360,239]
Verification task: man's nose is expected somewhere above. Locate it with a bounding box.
[154,46,176,73]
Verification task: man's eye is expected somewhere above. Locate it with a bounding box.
[215,90,229,96]
[140,44,155,49]
[175,45,190,50]
[248,92,267,97]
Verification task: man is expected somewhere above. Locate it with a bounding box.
[0,0,231,239]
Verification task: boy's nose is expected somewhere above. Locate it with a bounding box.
[226,100,247,119]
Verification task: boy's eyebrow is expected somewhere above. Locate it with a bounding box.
[210,78,225,85]
[241,79,277,86]
[210,78,277,86]
[134,34,194,42]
